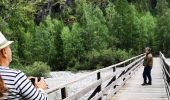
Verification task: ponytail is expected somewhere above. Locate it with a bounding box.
[0,74,7,97]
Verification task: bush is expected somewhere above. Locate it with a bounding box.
[18,61,50,77]
[72,49,131,70]
[113,49,130,63]
[70,49,115,70]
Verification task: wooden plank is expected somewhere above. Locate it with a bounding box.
[63,79,102,100]
[111,58,168,100]
[103,59,141,96]
[106,67,116,87]
[102,69,122,82]
[88,72,102,100]
[112,93,168,100]
[61,87,68,99]
[90,91,103,100]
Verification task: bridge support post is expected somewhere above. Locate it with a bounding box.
[113,67,116,89]
[61,87,68,99]
[88,72,102,100]
[97,72,102,100]
[105,67,116,88]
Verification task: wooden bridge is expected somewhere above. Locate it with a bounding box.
[47,52,170,100]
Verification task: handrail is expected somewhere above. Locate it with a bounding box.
[160,52,170,77]
[47,53,145,99]
[159,52,170,100]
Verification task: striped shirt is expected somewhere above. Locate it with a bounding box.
[0,67,48,100]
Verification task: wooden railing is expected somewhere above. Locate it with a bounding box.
[160,52,170,100]
[47,54,145,100]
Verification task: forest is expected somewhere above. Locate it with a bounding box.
[0,0,170,76]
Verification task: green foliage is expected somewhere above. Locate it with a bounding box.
[1,0,170,72]
[61,23,85,68]
[70,49,114,70]
[80,2,109,51]
[114,1,141,51]
[32,18,55,63]
[85,49,115,70]
[113,49,131,63]
[11,61,50,77]
[21,61,50,77]
[157,9,170,56]
[139,12,157,54]
[35,17,65,71]
[70,49,131,70]
[156,0,169,15]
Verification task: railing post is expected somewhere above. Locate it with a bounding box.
[88,72,101,100]
[61,87,67,99]
[113,67,116,88]
[122,63,126,82]
[166,63,170,83]
[160,52,170,99]
[124,63,126,67]
[105,67,117,88]
[97,72,102,100]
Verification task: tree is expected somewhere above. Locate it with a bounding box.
[114,0,140,52]
[156,0,168,15]
[157,9,170,56]
[37,17,65,71]
[139,12,157,54]
[105,3,119,49]
[61,23,85,69]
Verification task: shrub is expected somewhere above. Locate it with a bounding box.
[113,49,130,63]
[19,61,50,77]
[74,49,131,70]
[72,49,116,70]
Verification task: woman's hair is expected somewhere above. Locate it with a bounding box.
[0,74,8,97]
[145,47,151,53]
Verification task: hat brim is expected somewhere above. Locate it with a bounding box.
[0,41,14,50]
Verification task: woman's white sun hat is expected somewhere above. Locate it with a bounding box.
[0,32,13,50]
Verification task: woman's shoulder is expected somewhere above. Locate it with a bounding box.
[148,53,153,58]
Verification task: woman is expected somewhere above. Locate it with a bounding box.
[0,32,48,100]
[142,47,153,86]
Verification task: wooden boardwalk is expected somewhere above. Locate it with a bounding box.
[111,58,168,100]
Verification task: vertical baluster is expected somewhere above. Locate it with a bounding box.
[97,72,101,100]
[113,67,116,89]
[61,87,67,99]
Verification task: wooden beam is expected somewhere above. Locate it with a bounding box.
[64,79,102,100]
[61,87,67,99]
[88,72,102,100]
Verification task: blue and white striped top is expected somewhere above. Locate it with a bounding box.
[0,67,48,100]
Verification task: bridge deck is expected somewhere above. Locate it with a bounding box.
[111,58,168,100]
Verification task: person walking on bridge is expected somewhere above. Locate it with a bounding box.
[142,47,153,86]
[0,32,48,100]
